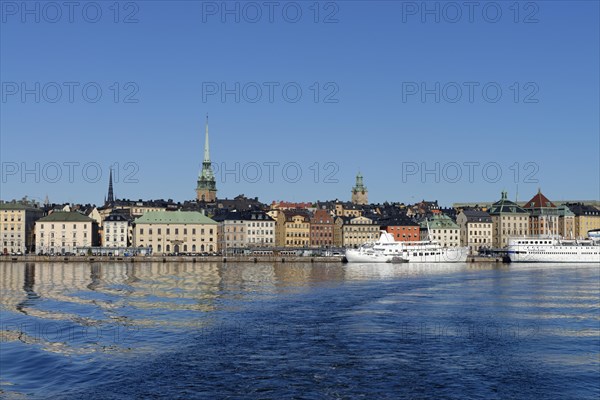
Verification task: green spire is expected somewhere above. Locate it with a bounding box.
[197,114,216,190]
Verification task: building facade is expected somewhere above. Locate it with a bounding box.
[420,214,460,247]
[310,209,335,247]
[523,189,559,236]
[566,203,600,238]
[35,212,98,255]
[276,210,311,247]
[379,216,420,242]
[215,210,275,251]
[456,209,492,254]
[133,210,218,254]
[341,215,379,247]
[102,213,131,248]
[0,203,44,254]
[488,191,530,248]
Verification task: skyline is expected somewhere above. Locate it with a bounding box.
[1,1,599,205]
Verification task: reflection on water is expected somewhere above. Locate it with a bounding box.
[1,262,598,399]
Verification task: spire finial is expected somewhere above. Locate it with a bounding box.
[203,114,210,163]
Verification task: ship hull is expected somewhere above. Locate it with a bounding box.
[508,238,600,263]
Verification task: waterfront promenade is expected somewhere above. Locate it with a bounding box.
[0,255,505,264]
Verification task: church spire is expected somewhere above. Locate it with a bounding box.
[204,114,210,163]
[107,167,114,205]
[196,114,217,202]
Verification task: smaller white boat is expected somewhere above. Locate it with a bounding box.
[345,231,468,263]
[344,231,403,263]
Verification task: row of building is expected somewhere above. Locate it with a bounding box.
[2,120,599,255]
[2,189,599,256]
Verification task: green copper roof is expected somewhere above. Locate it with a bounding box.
[0,203,42,211]
[488,191,529,215]
[420,214,459,229]
[135,210,217,225]
[38,211,93,222]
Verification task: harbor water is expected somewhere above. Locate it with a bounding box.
[1,262,598,399]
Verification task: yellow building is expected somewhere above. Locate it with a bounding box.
[0,203,44,254]
[133,210,218,254]
[566,203,600,238]
[276,210,311,247]
[341,215,379,248]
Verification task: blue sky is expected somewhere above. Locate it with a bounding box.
[1,1,598,206]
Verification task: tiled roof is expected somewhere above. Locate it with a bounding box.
[524,189,555,209]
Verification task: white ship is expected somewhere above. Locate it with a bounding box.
[398,240,469,263]
[507,236,600,263]
[344,231,402,263]
[344,231,468,263]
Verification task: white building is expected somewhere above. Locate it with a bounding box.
[102,213,131,249]
[35,212,97,255]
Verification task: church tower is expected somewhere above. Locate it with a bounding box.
[351,172,368,205]
[196,115,217,203]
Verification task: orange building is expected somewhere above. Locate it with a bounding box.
[379,216,420,242]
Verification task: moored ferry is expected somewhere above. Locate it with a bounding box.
[507,236,600,263]
[344,231,468,263]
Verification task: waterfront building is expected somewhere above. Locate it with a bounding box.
[488,191,530,248]
[276,210,311,247]
[244,210,276,246]
[341,215,379,248]
[566,203,600,238]
[102,213,131,248]
[351,172,368,205]
[133,210,218,253]
[419,214,460,247]
[523,189,560,236]
[456,209,492,254]
[310,209,335,247]
[333,216,344,247]
[35,212,98,255]
[379,215,420,242]
[0,203,44,254]
[556,205,576,239]
[196,116,217,203]
[214,210,275,251]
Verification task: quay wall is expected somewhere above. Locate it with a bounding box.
[0,255,505,263]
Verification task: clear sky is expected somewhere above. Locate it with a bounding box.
[1,1,599,206]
